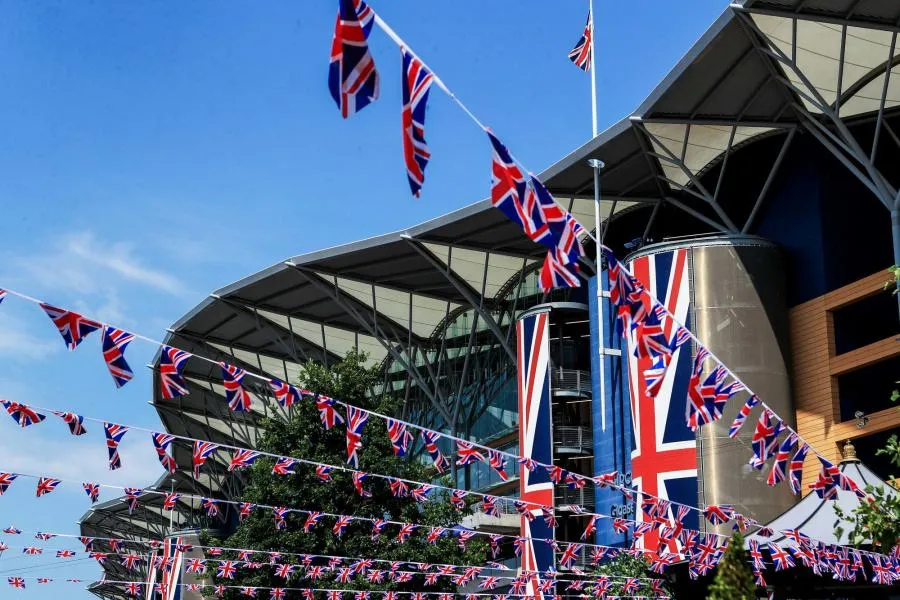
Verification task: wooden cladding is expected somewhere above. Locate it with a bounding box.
[789,268,893,493]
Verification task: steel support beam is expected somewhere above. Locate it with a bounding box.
[402,236,516,362]
[291,265,454,424]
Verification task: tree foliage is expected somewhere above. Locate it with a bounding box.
[706,532,755,600]
[590,553,669,598]
[207,350,487,598]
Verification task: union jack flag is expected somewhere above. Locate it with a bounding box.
[315,464,332,481]
[124,582,141,596]
[728,393,760,438]
[124,487,142,514]
[810,455,842,499]
[241,586,258,597]
[100,326,135,387]
[121,553,142,570]
[2,401,45,428]
[411,484,433,502]
[217,560,237,579]
[201,497,219,517]
[456,440,485,466]
[328,592,343,600]
[345,406,369,468]
[370,518,386,540]
[23,546,42,555]
[316,396,345,430]
[158,345,191,400]
[482,495,499,516]
[229,449,261,471]
[273,506,290,530]
[0,473,17,495]
[421,430,449,473]
[40,303,101,350]
[269,378,302,409]
[386,418,413,457]
[486,449,509,480]
[559,543,582,569]
[272,457,297,476]
[702,504,734,525]
[539,251,581,291]
[333,514,352,536]
[768,542,795,571]
[275,563,296,579]
[581,515,597,541]
[57,550,77,559]
[35,477,60,497]
[151,432,177,473]
[221,362,252,412]
[388,477,409,498]
[7,577,25,589]
[192,440,219,478]
[685,350,717,431]
[456,529,476,550]
[623,247,698,553]
[397,523,416,543]
[426,526,445,544]
[352,472,372,497]
[568,9,593,71]
[163,492,180,511]
[789,442,810,495]
[487,130,552,247]
[103,422,128,470]
[450,489,467,509]
[767,432,798,486]
[53,411,86,435]
[271,589,286,600]
[303,511,323,532]
[400,49,434,197]
[328,0,379,118]
[514,500,535,521]
[749,409,784,469]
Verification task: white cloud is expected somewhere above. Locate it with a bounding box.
[0,312,60,359]
[0,429,162,491]
[10,231,186,298]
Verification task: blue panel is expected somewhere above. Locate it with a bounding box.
[589,276,633,547]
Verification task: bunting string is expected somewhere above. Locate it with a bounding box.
[0,287,823,534]
[0,576,675,599]
[0,396,850,561]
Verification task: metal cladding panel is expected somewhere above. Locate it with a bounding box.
[516,312,554,593]
[689,238,796,531]
[626,248,699,550]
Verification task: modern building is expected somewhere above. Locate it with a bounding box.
[83,0,900,596]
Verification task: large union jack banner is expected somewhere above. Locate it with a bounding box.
[625,249,698,550]
[516,311,554,597]
[145,536,183,600]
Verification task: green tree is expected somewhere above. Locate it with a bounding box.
[206,350,487,598]
[591,552,669,598]
[706,532,755,600]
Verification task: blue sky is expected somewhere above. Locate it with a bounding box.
[0,1,726,596]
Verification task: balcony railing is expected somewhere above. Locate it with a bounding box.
[554,425,592,454]
[550,368,591,395]
[555,485,595,511]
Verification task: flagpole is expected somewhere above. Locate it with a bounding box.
[588,0,608,432]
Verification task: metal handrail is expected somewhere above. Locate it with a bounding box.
[555,486,596,510]
[554,425,592,450]
[550,368,592,394]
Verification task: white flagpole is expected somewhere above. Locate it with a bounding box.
[588,0,607,432]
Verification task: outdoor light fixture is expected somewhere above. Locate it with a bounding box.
[854,411,869,429]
